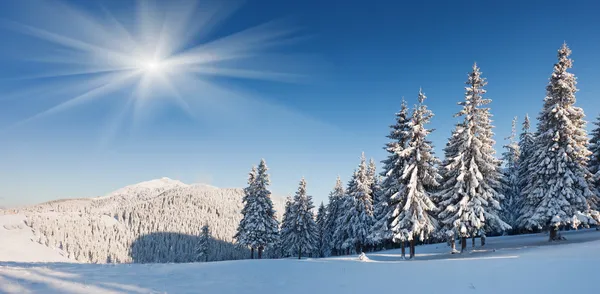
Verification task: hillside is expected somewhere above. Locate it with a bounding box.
[1,229,599,293]
[1,178,285,263]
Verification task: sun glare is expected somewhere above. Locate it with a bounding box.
[141,59,163,75]
[3,0,309,139]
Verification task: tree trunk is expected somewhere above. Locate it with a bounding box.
[461,237,467,253]
[549,227,557,241]
[480,234,486,247]
[258,246,263,259]
[472,236,475,247]
[400,241,406,259]
[251,248,254,259]
[409,239,415,259]
[298,246,302,260]
[449,237,456,253]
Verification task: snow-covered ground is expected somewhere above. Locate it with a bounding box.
[0,214,70,263]
[2,217,599,294]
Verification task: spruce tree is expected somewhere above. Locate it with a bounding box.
[377,99,411,251]
[500,117,520,232]
[197,224,210,262]
[279,196,294,257]
[369,174,391,249]
[333,174,354,255]
[587,115,600,218]
[437,124,465,252]
[389,89,440,258]
[437,63,509,252]
[367,158,377,202]
[519,44,596,240]
[347,153,375,253]
[514,114,534,232]
[240,159,280,258]
[235,166,257,258]
[316,202,328,257]
[325,176,345,256]
[289,178,319,259]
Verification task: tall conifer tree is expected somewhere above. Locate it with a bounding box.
[437,63,509,252]
[519,44,597,239]
[389,89,440,258]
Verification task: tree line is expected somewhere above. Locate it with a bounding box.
[234,43,600,260]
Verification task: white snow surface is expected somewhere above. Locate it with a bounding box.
[0,214,71,263]
[1,221,599,293]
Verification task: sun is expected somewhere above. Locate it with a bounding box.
[2,0,310,139]
[140,59,165,75]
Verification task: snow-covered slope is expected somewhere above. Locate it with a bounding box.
[0,214,70,263]
[1,229,599,293]
[2,178,285,263]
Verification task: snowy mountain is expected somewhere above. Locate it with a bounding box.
[3,178,285,264]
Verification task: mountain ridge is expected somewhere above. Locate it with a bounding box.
[4,177,285,263]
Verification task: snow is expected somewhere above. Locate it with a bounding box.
[2,220,599,293]
[0,214,71,263]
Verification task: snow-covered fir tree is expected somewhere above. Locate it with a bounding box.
[587,115,600,215]
[389,89,440,258]
[332,174,354,255]
[436,124,465,252]
[500,117,521,232]
[514,114,535,233]
[373,99,411,250]
[279,196,294,257]
[437,63,509,252]
[325,176,345,256]
[288,178,319,259]
[346,153,375,253]
[367,158,377,202]
[316,202,328,257]
[234,166,257,257]
[369,174,390,249]
[237,159,280,258]
[518,44,597,240]
[196,224,210,262]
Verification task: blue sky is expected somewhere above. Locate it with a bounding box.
[1,0,600,207]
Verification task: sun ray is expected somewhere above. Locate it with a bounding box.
[1,67,138,81]
[186,66,304,83]
[7,70,142,129]
[154,72,196,119]
[98,94,137,149]
[1,0,319,144]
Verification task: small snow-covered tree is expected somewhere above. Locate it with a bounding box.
[347,153,375,253]
[389,89,440,259]
[587,115,600,217]
[519,44,597,240]
[279,196,294,258]
[501,117,521,232]
[333,174,354,255]
[367,158,377,202]
[239,159,280,258]
[197,224,210,262]
[514,114,534,232]
[235,166,257,258]
[437,63,509,252]
[369,174,391,249]
[316,202,328,257]
[325,176,345,256]
[288,178,319,259]
[436,124,465,252]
